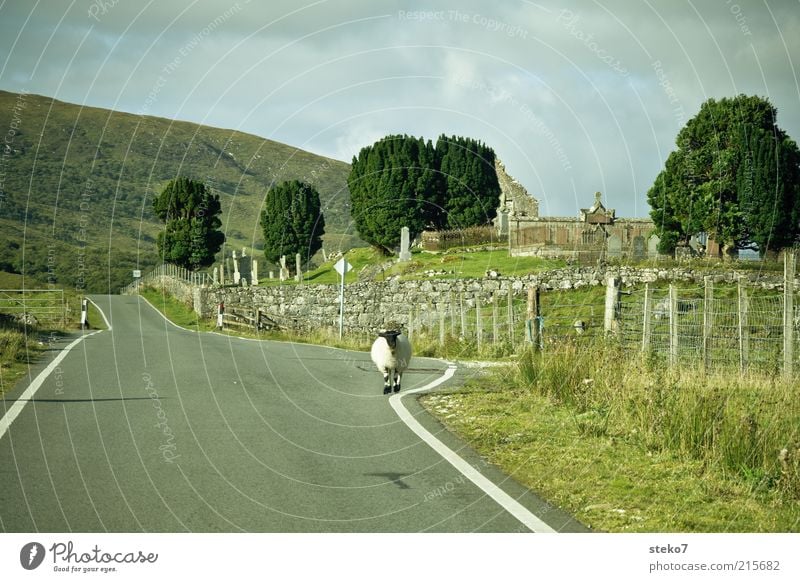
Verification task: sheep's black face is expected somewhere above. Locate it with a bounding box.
[378,330,400,349]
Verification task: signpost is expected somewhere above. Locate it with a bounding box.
[333,257,352,339]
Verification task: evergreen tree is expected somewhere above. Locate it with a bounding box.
[260,180,325,267]
[348,135,438,253]
[153,176,224,270]
[436,135,501,229]
[647,95,800,256]
[347,134,499,253]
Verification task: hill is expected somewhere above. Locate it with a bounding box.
[0,90,353,292]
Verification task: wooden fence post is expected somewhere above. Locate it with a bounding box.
[703,276,714,372]
[476,297,483,351]
[526,285,540,349]
[449,291,456,337]
[507,286,514,347]
[784,251,796,378]
[642,283,652,353]
[459,292,466,338]
[492,293,499,345]
[738,280,749,374]
[669,284,678,367]
[604,276,621,335]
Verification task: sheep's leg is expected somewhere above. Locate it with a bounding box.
[393,370,402,393]
[382,369,392,395]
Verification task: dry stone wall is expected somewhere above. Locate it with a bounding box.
[147,267,794,333]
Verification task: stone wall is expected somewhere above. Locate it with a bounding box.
[145,266,795,333]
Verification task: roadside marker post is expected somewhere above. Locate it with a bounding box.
[80,298,89,330]
[334,256,352,340]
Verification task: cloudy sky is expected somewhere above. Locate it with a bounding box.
[1,0,798,218]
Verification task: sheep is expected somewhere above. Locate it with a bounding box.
[370,329,412,395]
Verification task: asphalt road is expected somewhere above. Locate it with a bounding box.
[0,295,586,532]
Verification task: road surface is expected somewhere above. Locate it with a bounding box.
[0,295,585,532]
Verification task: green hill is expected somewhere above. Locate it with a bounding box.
[0,90,354,292]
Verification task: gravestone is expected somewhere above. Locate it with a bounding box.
[251,260,258,286]
[233,251,241,285]
[212,266,219,285]
[399,227,412,261]
[648,234,661,258]
[632,235,646,260]
[607,234,622,258]
[279,255,290,281]
[295,253,303,283]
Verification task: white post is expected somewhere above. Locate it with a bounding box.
[338,261,348,339]
[80,298,88,330]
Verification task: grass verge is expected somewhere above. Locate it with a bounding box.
[421,343,800,531]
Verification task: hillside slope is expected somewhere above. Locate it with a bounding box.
[0,90,352,292]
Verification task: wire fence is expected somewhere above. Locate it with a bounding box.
[0,289,66,327]
[120,264,210,294]
[618,282,799,375]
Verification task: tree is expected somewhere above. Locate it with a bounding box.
[348,135,438,253]
[153,176,224,270]
[347,134,499,253]
[260,180,325,267]
[647,95,800,257]
[436,135,501,229]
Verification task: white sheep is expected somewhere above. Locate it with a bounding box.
[370,329,412,394]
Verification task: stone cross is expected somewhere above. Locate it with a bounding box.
[399,226,411,261]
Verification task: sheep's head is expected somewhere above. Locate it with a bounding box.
[377,329,401,349]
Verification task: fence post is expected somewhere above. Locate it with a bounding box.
[476,297,483,351]
[507,286,514,347]
[492,293,499,345]
[642,283,652,353]
[449,291,456,338]
[669,285,678,367]
[784,251,796,378]
[738,280,749,374]
[439,308,445,346]
[459,292,466,338]
[526,285,540,349]
[703,276,714,373]
[604,276,621,335]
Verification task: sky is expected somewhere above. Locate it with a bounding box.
[1,0,799,219]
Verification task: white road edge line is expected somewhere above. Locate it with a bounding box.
[0,326,107,443]
[389,365,557,534]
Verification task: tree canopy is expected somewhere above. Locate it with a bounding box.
[153,176,224,270]
[347,134,500,253]
[260,180,325,267]
[647,95,800,257]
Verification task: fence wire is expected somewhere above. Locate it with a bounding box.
[620,285,799,374]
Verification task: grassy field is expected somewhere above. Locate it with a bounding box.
[0,89,351,293]
[266,246,567,286]
[421,343,800,532]
[0,270,108,396]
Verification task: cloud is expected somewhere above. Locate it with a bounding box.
[1,0,798,219]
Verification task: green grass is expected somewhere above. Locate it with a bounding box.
[421,343,800,532]
[291,247,566,285]
[138,287,212,330]
[0,89,351,293]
